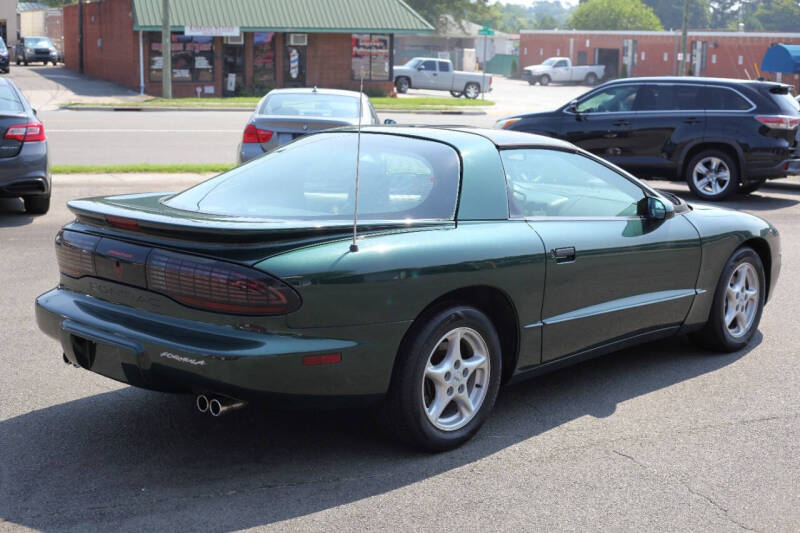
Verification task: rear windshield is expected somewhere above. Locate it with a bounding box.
[0,85,24,114]
[767,88,800,115]
[259,93,360,118]
[165,133,461,220]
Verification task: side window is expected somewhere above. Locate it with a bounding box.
[634,85,674,111]
[421,60,437,71]
[704,87,752,111]
[554,60,568,68]
[576,85,639,113]
[501,149,644,218]
[438,61,451,72]
[673,85,703,110]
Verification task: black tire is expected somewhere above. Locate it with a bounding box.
[585,72,598,85]
[23,60,28,66]
[23,194,50,215]
[739,178,767,195]
[539,74,551,86]
[464,82,480,99]
[16,60,20,66]
[690,247,765,352]
[449,90,463,98]
[685,149,739,201]
[394,77,409,94]
[384,305,502,452]
[527,78,537,85]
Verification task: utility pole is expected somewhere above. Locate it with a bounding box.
[161,0,172,98]
[78,0,84,73]
[678,0,689,76]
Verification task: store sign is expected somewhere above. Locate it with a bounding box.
[185,25,240,37]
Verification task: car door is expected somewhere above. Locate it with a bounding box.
[501,148,701,362]
[414,60,439,90]
[437,61,454,90]
[550,59,570,82]
[560,84,640,169]
[624,83,706,178]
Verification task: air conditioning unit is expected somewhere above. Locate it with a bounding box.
[224,34,244,45]
[288,33,308,46]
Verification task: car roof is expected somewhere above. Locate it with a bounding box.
[335,125,576,150]
[605,76,784,88]
[266,87,362,98]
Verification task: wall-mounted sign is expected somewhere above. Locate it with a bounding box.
[185,25,240,37]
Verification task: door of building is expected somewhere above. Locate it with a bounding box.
[223,43,245,96]
[285,46,306,87]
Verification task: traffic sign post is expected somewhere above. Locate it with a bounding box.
[478,25,494,100]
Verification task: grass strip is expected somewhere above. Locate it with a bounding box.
[52,163,234,174]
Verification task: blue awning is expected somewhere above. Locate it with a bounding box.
[761,44,800,73]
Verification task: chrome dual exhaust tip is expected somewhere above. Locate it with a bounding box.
[196,394,245,416]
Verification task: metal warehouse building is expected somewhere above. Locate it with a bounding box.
[62,0,433,97]
[520,30,800,89]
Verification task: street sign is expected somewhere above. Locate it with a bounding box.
[478,24,494,36]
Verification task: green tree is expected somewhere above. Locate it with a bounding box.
[709,0,740,29]
[534,15,559,29]
[404,0,492,31]
[753,0,800,31]
[569,0,664,30]
[643,0,711,30]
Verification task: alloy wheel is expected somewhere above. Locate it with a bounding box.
[693,157,731,196]
[464,83,479,99]
[724,262,759,338]
[422,327,490,431]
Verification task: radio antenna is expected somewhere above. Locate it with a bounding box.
[350,71,364,253]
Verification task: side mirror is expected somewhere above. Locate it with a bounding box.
[32,108,37,116]
[646,197,675,221]
[417,64,425,71]
[566,100,578,113]
[383,118,397,125]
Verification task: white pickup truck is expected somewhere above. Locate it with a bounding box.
[392,58,491,99]
[522,57,605,86]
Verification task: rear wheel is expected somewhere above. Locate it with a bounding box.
[395,77,409,94]
[384,305,502,451]
[584,72,598,85]
[24,194,50,215]
[686,150,738,201]
[690,247,765,352]
[464,82,480,99]
[739,178,767,195]
[539,74,551,86]
[449,90,463,98]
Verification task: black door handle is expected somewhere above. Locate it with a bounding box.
[683,117,701,124]
[551,247,576,263]
[612,120,630,127]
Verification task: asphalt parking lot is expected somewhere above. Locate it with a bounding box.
[1,174,799,531]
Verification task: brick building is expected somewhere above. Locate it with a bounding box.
[520,30,800,90]
[63,0,432,98]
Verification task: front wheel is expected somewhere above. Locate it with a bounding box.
[464,82,480,99]
[449,90,463,98]
[686,150,738,201]
[394,77,409,94]
[384,305,502,451]
[690,247,765,352]
[539,74,551,86]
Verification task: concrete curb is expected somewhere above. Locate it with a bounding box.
[59,104,489,115]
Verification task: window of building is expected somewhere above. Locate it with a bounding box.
[253,32,275,85]
[351,34,391,80]
[149,33,214,83]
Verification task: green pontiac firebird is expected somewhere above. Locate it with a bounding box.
[36,127,780,451]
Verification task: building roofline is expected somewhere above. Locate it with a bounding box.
[520,29,800,39]
[132,25,432,34]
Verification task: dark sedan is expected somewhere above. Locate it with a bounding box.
[0,37,10,73]
[36,127,779,450]
[0,77,50,214]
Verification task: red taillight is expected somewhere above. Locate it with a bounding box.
[755,115,800,130]
[146,249,301,315]
[105,215,140,231]
[55,230,99,277]
[302,353,342,366]
[5,123,45,142]
[242,124,274,144]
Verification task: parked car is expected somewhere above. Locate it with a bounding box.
[497,77,800,200]
[36,126,779,451]
[238,88,385,164]
[393,58,491,99]
[0,77,50,214]
[15,36,59,66]
[522,57,605,86]
[0,37,9,73]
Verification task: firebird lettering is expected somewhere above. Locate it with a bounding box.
[159,351,206,366]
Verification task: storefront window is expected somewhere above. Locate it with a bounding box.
[253,32,276,85]
[149,33,214,82]
[351,34,391,81]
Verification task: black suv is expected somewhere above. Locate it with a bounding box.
[498,77,800,200]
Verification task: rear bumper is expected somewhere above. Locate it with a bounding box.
[745,158,800,181]
[0,141,49,197]
[237,142,265,165]
[36,287,407,406]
